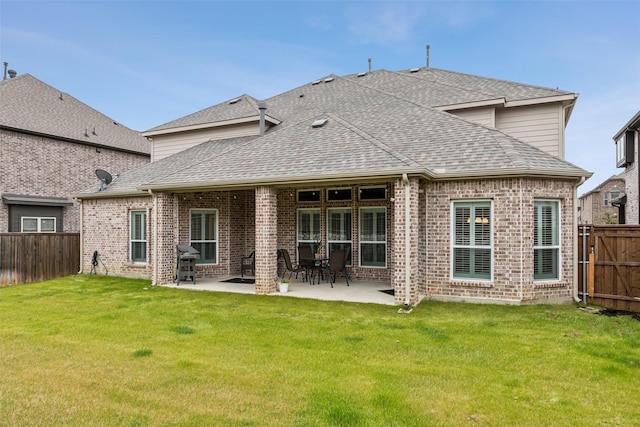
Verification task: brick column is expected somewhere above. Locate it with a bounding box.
[155,192,178,285]
[255,186,278,294]
[392,176,420,305]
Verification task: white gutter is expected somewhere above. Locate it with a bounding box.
[149,189,158,286]
[77,198,83,274]
[573,176,587,303]
[403,174,411,306]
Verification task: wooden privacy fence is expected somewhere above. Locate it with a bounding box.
[0,233,80,286]
[578,225,640,313]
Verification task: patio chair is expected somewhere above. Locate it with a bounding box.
[326,248,351,287]
[241,251,255,277]
[281,248,307,281]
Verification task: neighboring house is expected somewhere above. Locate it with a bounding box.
[578,174,625,224]
[613,111,640,224]
[0,72,150,233]
[74,67,591,305]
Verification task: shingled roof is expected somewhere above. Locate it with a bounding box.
[75,67,589,197]
[0,74,150,155]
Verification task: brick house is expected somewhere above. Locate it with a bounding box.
[0,73,150,233]
[613,111,640,224]
[75,67,591,305]
[578,174,625,224]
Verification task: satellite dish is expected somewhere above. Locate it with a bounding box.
[95,169,113,191]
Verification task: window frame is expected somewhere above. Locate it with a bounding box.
[534,200,561,281]
[21,216,56,233]
[297,208,321,257]
[451,200,493,280]
[327,187,352,201]
[297,189,321,203]
[129,210,147,264]
[189,209,218,265]
[359,206,386,268]
[359,186,387,201]
[327,207,352,266]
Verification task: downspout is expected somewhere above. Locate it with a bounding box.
[403,174,411,306]
[77,198,83,274]
[573,176,587,303]
[148,189,158,286]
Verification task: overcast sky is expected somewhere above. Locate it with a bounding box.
[2,1,639,194]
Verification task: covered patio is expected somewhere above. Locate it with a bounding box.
[161,276,397,305]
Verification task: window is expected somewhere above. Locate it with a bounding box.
[327,208,352,265]
[21,217,56,233]
[359,186,386,200]
[297,209,321,255]
[327,188,352,201]
[452,201,492,280]
[616,130,635,167]
[190,209,217,264]
[359,207,386,267]
[605,186,621,206]
[130,210,146,263]
[297,190,320,202]
[534,201,560,280]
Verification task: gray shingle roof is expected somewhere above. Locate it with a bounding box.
[75,67,589,197]
[0,74,150,154]
[145,94,272,133]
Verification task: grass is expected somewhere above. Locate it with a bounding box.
[1,275,639,426]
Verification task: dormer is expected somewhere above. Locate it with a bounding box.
[142,95,280,162]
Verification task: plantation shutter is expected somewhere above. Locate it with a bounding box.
[534,201,559,280]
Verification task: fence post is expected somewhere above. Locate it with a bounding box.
[588,246,595,297]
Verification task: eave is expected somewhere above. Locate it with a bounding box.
[142,114,281,137]
[0,125,151,157]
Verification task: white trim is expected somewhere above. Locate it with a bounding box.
[189,208,219,265]
[450,200,494,281]
[533,199,562,282]
[129,210,147,264]
[20,216,56,233]
[359,206,387,268]
[326,207,353,266]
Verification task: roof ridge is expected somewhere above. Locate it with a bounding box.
[420,67,572,96]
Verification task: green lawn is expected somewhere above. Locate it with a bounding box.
[1,275,639,426]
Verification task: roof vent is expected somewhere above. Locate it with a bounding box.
[228,97,241,104]
[357,72,367,77]
[410,67,420,73]
[312,119,328,128]
[324,77,334,83]
[311,79,321,85]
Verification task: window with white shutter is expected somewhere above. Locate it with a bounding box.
[452,201,492,279]
[534,201,560,280]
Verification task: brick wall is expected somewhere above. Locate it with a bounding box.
[81,196,153,279]
[424,177,576,303]
[274,183,395,283]
[624,146,639,223]
[81,176,578,304]
[0,129,149,232]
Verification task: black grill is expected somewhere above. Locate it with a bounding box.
[176,244,200,285]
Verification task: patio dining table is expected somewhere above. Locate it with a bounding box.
[300,257,329,285]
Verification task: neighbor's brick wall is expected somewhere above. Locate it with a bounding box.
[81,196,153,279]
[0,129,149,232]
[624,134,639,223]
[579,178,625,225]
[424,177,576,303]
